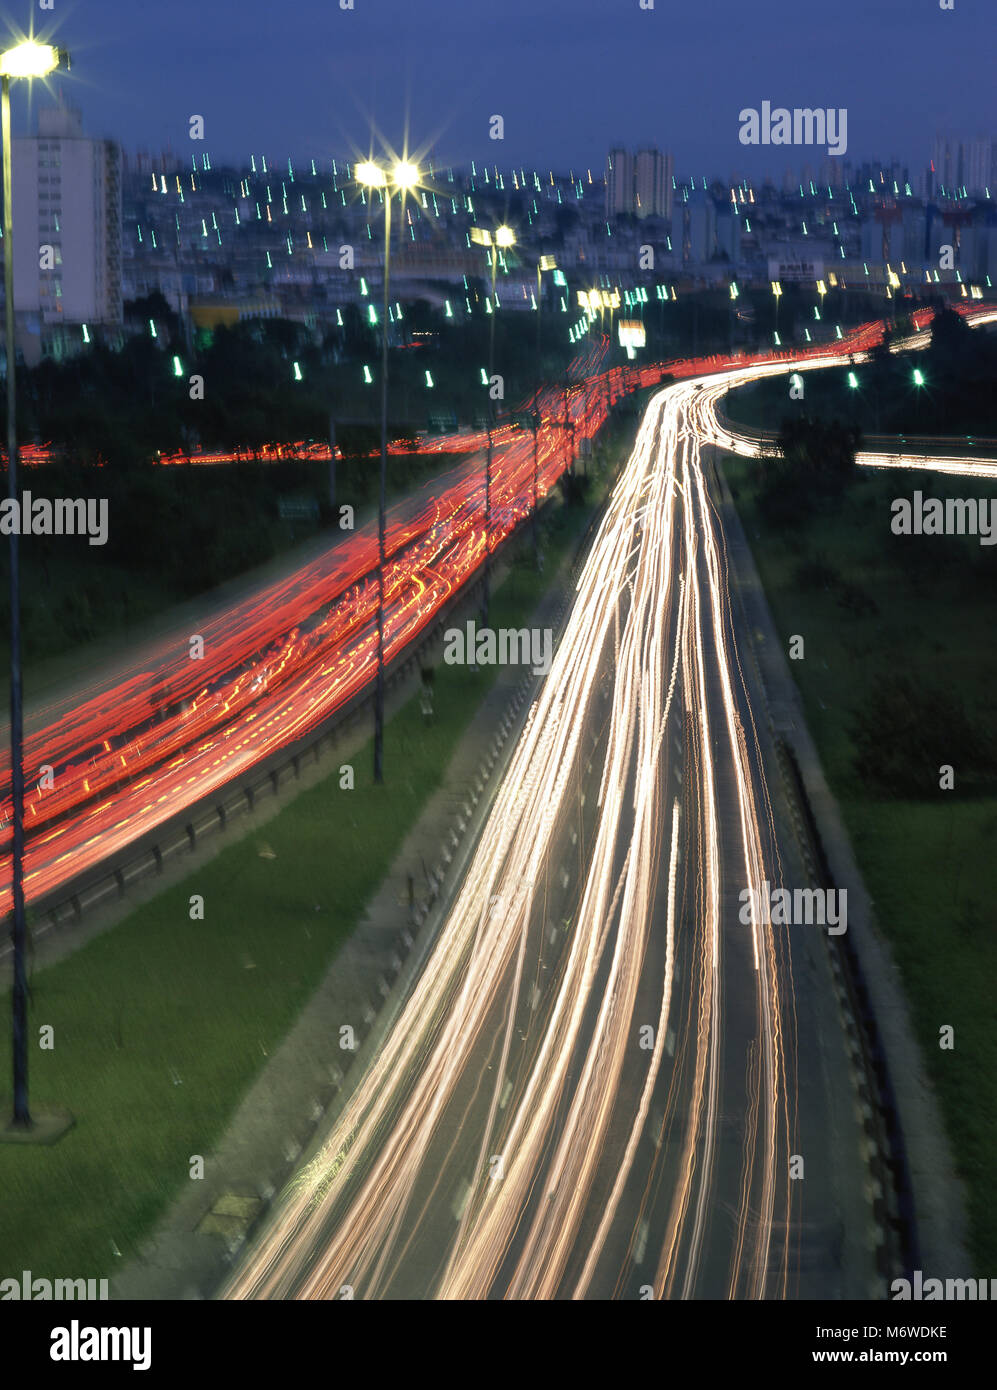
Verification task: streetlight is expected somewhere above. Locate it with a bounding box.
[887,266,901,326]
[847,367,879,434]
[355,156,419,785]
[1,39,69,1132]
[771,279,783,342]
[470,222,515,625]
[912,366,926,431]
[531,253,557,565]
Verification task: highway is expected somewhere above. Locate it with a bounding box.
[3,307,975,916]
[222,358,881,1300]
[5,303,991,1291]
[0,343,612,914]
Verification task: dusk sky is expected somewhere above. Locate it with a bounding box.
[4,0,995,176]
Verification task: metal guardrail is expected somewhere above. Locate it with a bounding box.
[709,444,919,1287]
[714,402,997,457]
[775,737,918,1283]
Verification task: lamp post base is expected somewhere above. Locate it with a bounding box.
[0,1103,75,1146]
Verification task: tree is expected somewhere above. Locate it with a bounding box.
[851,674,996,798]
[123,290,180,343]
[776,415,860,492]
[928,305,972,364]
[756,415,860,524]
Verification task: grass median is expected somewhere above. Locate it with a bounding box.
[724,451,997,1266]
[0,455,620,1281]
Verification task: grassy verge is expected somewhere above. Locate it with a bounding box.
[724,452,997,1265]
[0,448,623,1279]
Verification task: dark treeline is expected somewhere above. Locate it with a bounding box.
[4,289,581,469]
[728,307,997,439]
[866,306,997,435]
[0,292,578,660]
[756,415,861,525]
[0,449,478,659]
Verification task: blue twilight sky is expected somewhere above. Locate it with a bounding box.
[4,0,994,178]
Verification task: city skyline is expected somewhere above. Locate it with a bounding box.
[0,0,995,1344]
[3,0,994,181]
[16,92,997,201]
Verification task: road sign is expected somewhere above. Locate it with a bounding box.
[278,495,319,522]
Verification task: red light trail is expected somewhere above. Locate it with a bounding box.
[0,309,989,913]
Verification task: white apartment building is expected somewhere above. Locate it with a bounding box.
[605,147,634,217]
[607,146,674,221]
[635,148,674,220]
[8,104,121,361]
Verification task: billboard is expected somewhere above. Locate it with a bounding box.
[618,319,646,348]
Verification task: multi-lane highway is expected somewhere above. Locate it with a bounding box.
[222,310,996,1298]
[221,355,888,1300]
[0,344,613,913]
[5,302,991,1292]
[9,308,986,916]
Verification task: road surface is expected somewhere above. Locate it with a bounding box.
[222,362,881,1300]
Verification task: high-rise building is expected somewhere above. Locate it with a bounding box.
[819,155,845,190]
[683,196,716,264]
[10,104,122,357]
[926,133,996,199]
[931,134,964,195]
[634,148,673,219]
[606,146,673,220]
[714,205,742,262]
[861,212,904,264]
[123,145,180,177]
[902,207,930,267]
[966,137,994,195]
[605,147,634,217]
[964,225,997,281]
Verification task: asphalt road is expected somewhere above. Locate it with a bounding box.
[222,367,878,1300]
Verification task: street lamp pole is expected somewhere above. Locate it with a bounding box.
[483,244,497,626]
[471,223,515,628]
[374,184,390,785]
[356,156,418,786]
[2,72,27,1127]
[533,264,541,563]
[531,255,555,567]
[1,41,69,1130]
